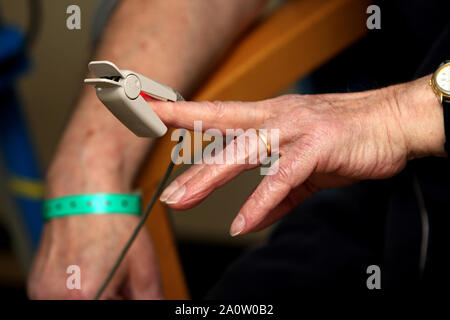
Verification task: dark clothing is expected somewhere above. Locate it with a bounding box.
[207,1,450,298]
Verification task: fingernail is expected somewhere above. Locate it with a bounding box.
[165,185,186,204]
[230,214,245,237]
[160,181,179,202]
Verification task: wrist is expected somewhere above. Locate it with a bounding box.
[46,164,129,199]
[392,76,446,160]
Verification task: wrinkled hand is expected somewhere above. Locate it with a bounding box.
[152,77,444,236]
[28,215,162,300]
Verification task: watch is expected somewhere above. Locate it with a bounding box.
[430,61,450,154]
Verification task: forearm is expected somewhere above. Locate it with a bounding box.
[47,0,266,197]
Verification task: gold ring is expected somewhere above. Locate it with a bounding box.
[257,129,271,157]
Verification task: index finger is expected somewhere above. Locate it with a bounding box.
[148,99,270,132]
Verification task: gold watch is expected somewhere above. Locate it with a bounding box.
[430,61,450,153]
[430,61,450,103]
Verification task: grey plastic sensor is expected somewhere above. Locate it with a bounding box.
[84,60,181,137]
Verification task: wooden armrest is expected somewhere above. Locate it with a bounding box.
[136,0,369,299]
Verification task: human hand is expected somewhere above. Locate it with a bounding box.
[152,76,445,236]
[28,215,162,300]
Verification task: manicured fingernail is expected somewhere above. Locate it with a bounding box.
[165,185,186,204]
[160,181,179,202]
[230,214,245,237]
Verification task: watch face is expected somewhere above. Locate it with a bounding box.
[436,64,450,93]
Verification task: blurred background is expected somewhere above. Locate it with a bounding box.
[0,0,276,299]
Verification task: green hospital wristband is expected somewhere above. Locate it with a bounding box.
[43,194,142,221]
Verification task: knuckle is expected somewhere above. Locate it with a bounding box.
[271,161,296,188]
[208,101,227,120]
[274,164,291,184]
[271,94,300,104]
[301,117,336,152]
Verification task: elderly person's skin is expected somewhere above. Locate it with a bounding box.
[154,76,445,236]
[28,0,446,300]
[28,0,267,300]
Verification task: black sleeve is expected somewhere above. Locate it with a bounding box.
[415,22,450,78]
